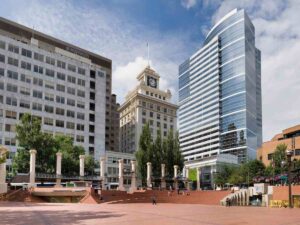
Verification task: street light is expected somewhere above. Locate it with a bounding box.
[286,150,293,208]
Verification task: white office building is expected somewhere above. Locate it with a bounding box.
[0,17,112,168]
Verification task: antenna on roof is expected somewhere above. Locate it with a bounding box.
[147,42,150,67]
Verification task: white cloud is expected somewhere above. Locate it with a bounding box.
[208,0,300,141]
[1,0,194,104]
[181,0,197,9]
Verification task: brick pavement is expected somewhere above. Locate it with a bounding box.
[0,202,299,225]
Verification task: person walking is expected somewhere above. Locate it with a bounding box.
[151,193,157,205]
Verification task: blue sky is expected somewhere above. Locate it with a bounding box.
[0,0,299,141]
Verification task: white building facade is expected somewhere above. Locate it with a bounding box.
[0,17,111,168]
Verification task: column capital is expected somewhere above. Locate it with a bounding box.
[100,156,106,162]
[147,162,152,166]
[118,159,123,164]
[79,155,85,160]
[161,163,165,167]
[56,152,62,157]
[174,165,179,169]
[29,149,37,154]
[131,160,136,165]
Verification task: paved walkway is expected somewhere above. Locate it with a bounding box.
[0,202,299,225]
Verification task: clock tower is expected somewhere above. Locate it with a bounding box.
[137,65,160,89]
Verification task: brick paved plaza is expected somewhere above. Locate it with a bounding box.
[0,202,299,225]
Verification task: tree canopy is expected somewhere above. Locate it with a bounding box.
[12,113,96,176]
[136,123,183,185]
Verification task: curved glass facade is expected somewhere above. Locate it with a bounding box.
[179,9,262,163]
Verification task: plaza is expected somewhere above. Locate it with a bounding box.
[0,202,299,225]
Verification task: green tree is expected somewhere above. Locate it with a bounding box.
[272,143,287,174]
[173,131,183,171]
[214,165,235,186]
[152,130,162,178]
[136,123,152,185]
[14,114,57,173]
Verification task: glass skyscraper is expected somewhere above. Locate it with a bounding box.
[178,9,262,163]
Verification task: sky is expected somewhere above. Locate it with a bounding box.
[0,0,299,142]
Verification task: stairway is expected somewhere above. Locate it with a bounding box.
[100,190,230,205]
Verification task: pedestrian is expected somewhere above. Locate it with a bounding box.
[151,193,157,205]
[226,198,229,207]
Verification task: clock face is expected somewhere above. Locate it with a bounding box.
[147,77,157,88]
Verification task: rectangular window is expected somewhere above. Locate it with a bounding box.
[34,52,44,62]
[56,120,64,128]
[76,135,84,143]
[32,102,42,111]
[20,99,30,109]
[46,69,55,77]
[66,122,75,129]
[56,107,65,116]
[21,61,31,71]
[57,84,65,92]
[77,78,85,86]
[67,110,75,118]
[0,68,4,77]
[8,57,18,67]
[67,75,76,84]
[0,96,3,104]
[45,105,54,113]
[0,40,5,49]
[78,67,85,75]
[20,87,30,96]
[21,48,32,58]
[34,65,43,74]
[77,101,85,109]
[0,54,5,63]
[6,83,18,92]
[5,110,17,119]
[5,124,16,132]
[57,72,66,80]
[44,117,53,126]
[67,87,75,95]
[45,93,54,101]
[45,82,54,89]
[77,124,84,131]
[5,137,16,146]
[7,70,18,80]
[77,90,85,98]
[20,74,31,83]
[67,98,75,106]
[33,90,43,99]
[68,64,76,72]
[8,44,19,53]
[0,82,4,90]
[46,56,55,65]
[6,97,17,106]
[33,77,43,86]
[77,112,85,120]
[56,96,65,104]
[57,60,66,69]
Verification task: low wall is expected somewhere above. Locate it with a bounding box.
[0,183,7,194]
[273,185,300,200]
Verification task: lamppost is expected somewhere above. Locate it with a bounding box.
[286,150,293,208]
